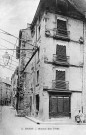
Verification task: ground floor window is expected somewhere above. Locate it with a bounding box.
[36,95,39,114]
[49,93,71,118]
[30,96,32,115]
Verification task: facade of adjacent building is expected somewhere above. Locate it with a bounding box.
[16,0,86,121]
[0,77,12,105]
[11,67,18,108]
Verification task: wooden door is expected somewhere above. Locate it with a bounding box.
[49,95,70,118]
[49,96,58,117]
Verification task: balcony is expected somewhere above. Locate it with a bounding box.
[52,80,69,91]
[53,54,69,66]
[53,28,70,41]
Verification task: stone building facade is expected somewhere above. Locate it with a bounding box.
[16,0,86,121]
[11,67,18,108]
[0,77,12,105]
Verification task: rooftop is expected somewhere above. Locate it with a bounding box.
[31,0,85,29]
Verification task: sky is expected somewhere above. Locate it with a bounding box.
[0,0,40,80]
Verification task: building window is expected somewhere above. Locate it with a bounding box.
[38,25,41,35]
[22,42,25,47]
[57,19,67,36]
[36,94,39,114]
[56,70,65,81]
[37,70,39,84]
[37,47,40,63]
[30,96,32,115]
[56,45,67,62]
[31,27,35,37]
[55,70,66,90]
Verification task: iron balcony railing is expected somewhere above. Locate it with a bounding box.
[52,80,69,90]
[53,54,69,65]
[53,28,70,40]
[45,28,70,41]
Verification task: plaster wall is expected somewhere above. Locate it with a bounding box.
[43,63,82,91]
[44,13,83,66]
[69,67,82,91]
[71,92,82,121]
[68,18,83,42]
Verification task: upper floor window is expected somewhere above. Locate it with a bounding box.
[38,47,40,60]
[57,19,67,36]
[56,70,65,81]
[56,45,67,62]
[37,70,39,84]
[38,25,41,35]
[31,27,35,38]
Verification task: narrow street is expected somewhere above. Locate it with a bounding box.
[0,106,86,135]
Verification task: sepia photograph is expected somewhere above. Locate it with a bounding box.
[0,0,86,135]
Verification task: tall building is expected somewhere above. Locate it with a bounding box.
[16,0,86,121]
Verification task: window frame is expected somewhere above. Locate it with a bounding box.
[37,70,39,85]
[56,17,68,37]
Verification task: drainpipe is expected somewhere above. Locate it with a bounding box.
[82,12,86,114]
[33,24,37,117]
[81,20,84,113]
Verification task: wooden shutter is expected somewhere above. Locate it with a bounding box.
[64,97,70,115]
[56,70,65,81]
[56,45,66,61]
[57,19,67,30]
[58,97,63,113]
[56,45,66,57]
[49,96,58,117]
[56,71,66,89]
[57,19,67,36]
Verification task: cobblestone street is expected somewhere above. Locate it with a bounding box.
[0,106,86,135]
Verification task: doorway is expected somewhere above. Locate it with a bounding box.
[49,94,70,118]
[36,94,39,115]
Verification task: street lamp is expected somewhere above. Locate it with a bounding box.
[2,52,10,66]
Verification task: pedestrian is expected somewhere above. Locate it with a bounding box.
[75,110,81,123]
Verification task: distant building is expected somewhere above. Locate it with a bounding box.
[16,0,86,121]
[0,77,12,105]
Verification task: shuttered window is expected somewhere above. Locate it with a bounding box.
[56,45,66,61]
[56,70,65,81]
[55,70,66,89]
[37,70,39,84]
[36,95,39,111]
[16,46,20,59]
[57,19,67,36]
